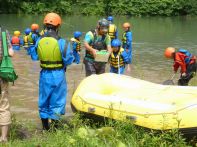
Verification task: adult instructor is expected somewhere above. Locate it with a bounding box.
[83,18,112,77]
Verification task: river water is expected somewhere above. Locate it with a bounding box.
[0,14,196,122]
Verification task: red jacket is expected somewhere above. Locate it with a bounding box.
[11,36,20,45]
[173,52,196,73]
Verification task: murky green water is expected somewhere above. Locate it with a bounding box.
[0,14,196,122]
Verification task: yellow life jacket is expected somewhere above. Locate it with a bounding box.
[28,32,34,45]
[122,32,127,45]
[71,38,81,51]
[37,37,63,69]
[40,29,46,36]
[110,48,125,68]
[108,24,116,39]
[23,35,28,46]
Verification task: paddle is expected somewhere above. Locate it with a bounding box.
[162,73,176,85]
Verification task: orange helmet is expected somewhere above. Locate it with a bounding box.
[14,31,20,36]
[43,12,61,26]
[31,24,39,31]
[164,47,175,58]
[122,22,131,28]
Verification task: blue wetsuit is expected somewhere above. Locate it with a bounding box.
[31,30,74,120]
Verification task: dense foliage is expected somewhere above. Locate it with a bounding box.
[1,0,197,16]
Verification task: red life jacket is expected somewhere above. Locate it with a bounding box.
[174,52,196,73]
[11,36,20,45]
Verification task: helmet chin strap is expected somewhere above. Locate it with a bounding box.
[97,27,102,35]
[45,24,59,33]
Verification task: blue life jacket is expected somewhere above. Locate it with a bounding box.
[178,48,192,64]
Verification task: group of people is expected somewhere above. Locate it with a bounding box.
[10,15,133,75]
[0,12,196,143]
[10,23,40,56]
[83,17,132,76]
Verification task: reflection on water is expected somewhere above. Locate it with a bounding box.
[0,15,195,122]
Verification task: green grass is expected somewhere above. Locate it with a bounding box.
[190,75,197,86]
[1,114,193,147]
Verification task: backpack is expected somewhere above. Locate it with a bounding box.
[0,30,18,83]
[178,48,192,64]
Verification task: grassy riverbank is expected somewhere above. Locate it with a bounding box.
[2,113,194,147]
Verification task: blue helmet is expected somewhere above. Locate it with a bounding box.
[111,39,121,47]
[107,16,113,22]
[24,28,31,35]
[74,31,82,38]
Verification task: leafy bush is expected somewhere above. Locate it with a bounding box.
[1,1,197,17]
[8,114,190,146]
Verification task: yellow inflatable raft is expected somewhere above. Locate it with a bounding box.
[71,73,197,133]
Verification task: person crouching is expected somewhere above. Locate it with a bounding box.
[164,47,196,86]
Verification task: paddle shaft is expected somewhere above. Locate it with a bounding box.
[170,73,176,80]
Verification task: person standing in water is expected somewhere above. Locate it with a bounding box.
[164,47,196,86]
[107,16,118,41]
[122,22,132,73]
[70,31,82,64]
[109,39,129,74]
[83,18,112,76]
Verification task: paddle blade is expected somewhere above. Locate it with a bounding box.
[162,80,174,85]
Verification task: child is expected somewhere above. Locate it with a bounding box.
[109,39,129,74]
[23,28,31,50]
[11,31,23,51]
[164,47,196,86]
[28,24,40,56]
[122,22,132,72]
[107,16,118,41]
[70,31,82,64]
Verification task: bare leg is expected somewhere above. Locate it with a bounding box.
[125,64,132,74]
[0,125,9,142]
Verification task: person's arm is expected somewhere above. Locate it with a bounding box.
[105,35,112,54]
[72,42,77,51]
[19,37,24,46]
[173,62,180,73]
[126,32,132,48]
[8,47,14,57]
[7,36,14,57]
[179,62,187,73]
[121,50,129,64]
[30,38,40,61]
[115,26,118,39]
[107,45,112,54]
[174,53,187,73]
[59,39,74,68]
[84,32,98,58]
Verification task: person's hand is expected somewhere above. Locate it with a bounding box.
[126,64,131,73]
[8,47,14,57]
[91,48,98,58]
[181,72,187,77]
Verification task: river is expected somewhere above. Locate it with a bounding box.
[0,14,196,123]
